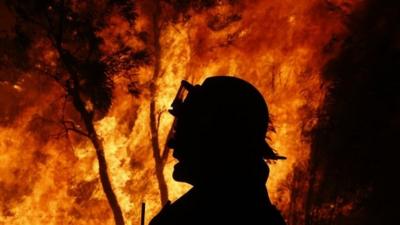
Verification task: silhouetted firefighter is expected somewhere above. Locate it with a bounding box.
[150,76,287,225]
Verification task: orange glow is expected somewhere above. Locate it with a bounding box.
[0,1,362,225]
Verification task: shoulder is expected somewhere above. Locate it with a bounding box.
[149,189,199,225]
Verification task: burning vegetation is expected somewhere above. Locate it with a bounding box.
[0,0,398,225]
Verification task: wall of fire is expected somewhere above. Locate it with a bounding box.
[0,0,398,225]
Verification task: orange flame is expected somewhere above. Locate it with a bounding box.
[0,1,362,225]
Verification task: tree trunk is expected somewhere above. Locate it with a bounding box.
[149,96,170,205]
[149,0,169,206]
[86,119,126,225]
[60,51,125,225]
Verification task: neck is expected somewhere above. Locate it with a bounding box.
[192,177,271,205]
[191,186,271,213]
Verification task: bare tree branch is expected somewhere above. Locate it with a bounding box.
[61,120,90,138]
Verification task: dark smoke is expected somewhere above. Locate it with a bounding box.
[308,1,400,224]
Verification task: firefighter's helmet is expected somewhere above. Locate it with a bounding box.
[168,76,285,160]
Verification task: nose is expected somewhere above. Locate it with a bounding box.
[172,144,183,161]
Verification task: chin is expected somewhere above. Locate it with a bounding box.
[172,163,193,184]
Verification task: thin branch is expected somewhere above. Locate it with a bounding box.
[66,127,90,137]
[161,145,170,164]
[156,110,171,163]
[48,130,68,139]
[61,120,90,137]
[32,65,67,90]
[65,130,76,151]
[156,110,165,133]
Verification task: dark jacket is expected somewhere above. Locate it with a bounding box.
[149,187,286,225]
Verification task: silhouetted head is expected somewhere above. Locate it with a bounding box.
[167,76,284,187]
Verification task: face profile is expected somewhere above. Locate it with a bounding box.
[167,76,284,184]
[150,76,286,225]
